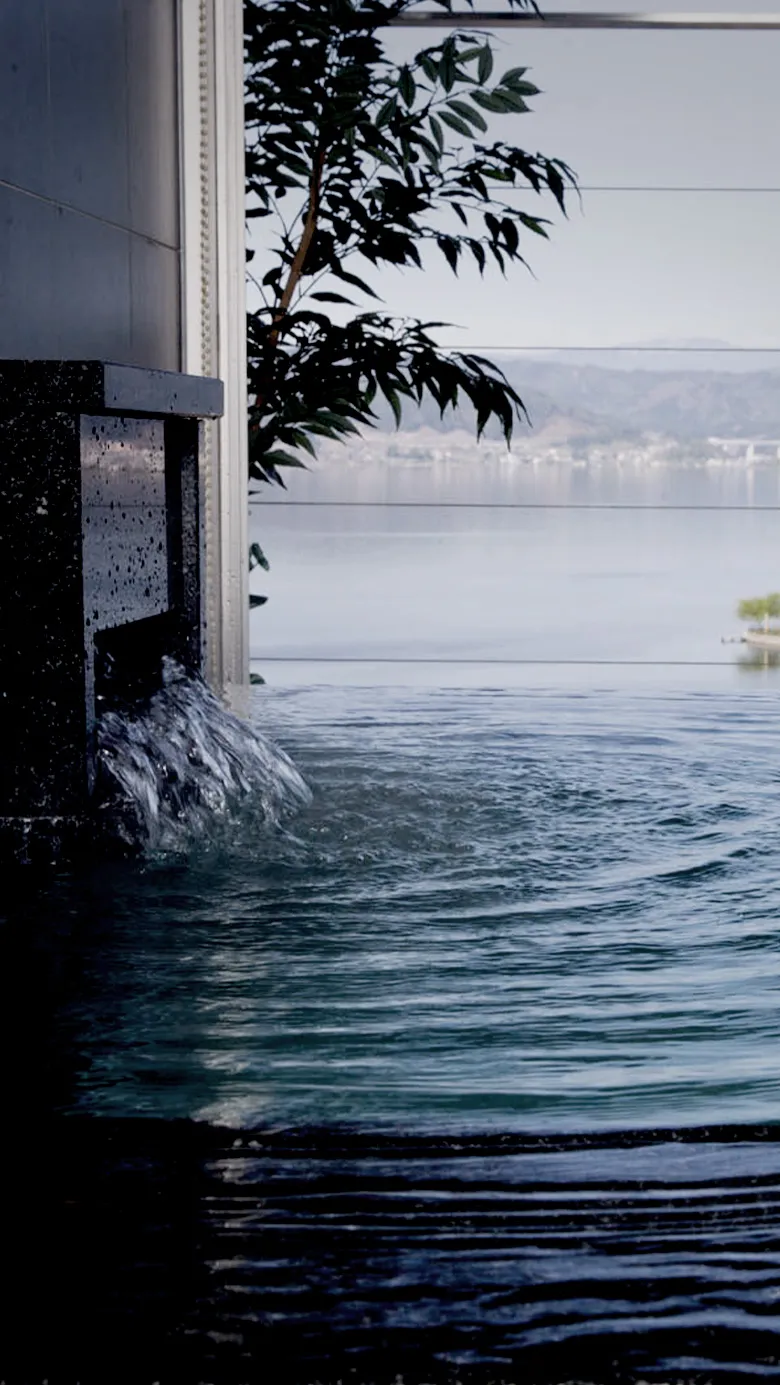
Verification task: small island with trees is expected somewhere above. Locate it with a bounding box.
[737,593,780,648]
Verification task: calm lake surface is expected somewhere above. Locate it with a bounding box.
[252,449,780,681]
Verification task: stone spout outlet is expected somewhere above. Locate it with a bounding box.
[0,360,223,865]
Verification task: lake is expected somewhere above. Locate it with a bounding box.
[251,444,780,684]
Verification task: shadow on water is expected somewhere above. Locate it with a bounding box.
[2,1104,780,1383]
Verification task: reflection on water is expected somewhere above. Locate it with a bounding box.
[737,645,780,672]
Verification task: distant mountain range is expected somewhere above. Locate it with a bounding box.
[374,360,780,442]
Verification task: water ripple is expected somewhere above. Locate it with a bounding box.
[27,683,780,1136]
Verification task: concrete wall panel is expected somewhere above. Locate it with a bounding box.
[126,0,180,247]
[55,203,134,362]
[0,0,50,193]
[0,186,56,358]
[0,0,180,369]
[46,0,131,228]
[130,237,181,371]
[0,185,135,362]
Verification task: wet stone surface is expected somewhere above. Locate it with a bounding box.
[81,414,168,631]
[0,360,213,856]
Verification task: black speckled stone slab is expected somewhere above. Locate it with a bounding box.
[0,360,222,863]
[0,359,224,418]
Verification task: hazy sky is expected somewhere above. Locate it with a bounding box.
[251,4,780,355]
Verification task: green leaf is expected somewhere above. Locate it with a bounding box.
[260,448,308,469]
[505,78,540,97]
[517,210,549,238]
[380,382,403,427]
[446,98,488,132]
[438,110,473,138]
[428,114,444,152]
[440,39,457,93]
[249,541,270,572]
[470,89,513,114]
[454,45,486,64]
[477,45,494,84]
[484,210,501,243]
[414,133,443,164]
[309,291,357,304]
[502,216,519,256]
[305,417,360,438]
[494,87,531,113]
[249,594,268,608]
[332,266,383,300]
[278,152,311,177]
[375,96,397,128]
[250,671,266,685]
[398,64,416,107]
[437,236,460,273]
[287,429,318,458]
[419,53,439,85]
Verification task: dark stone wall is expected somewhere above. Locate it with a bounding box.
[0,0,180,369]
[0,362,220,863]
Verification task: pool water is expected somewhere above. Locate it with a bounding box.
[11,681,780,1134]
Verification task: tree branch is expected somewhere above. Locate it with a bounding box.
[270,143,328,350]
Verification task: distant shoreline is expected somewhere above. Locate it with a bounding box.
[310,427,780,471]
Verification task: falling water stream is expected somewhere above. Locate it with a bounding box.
[94,658,311,852]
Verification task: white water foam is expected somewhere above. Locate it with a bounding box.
[95,659,311,851]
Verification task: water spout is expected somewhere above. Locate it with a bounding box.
[95,659,311,853]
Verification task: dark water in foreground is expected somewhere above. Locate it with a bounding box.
[5,683,780,1381]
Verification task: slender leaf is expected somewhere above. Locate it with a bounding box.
[438,110,474,138]
[470,89,514,113]
[477,44,493,83]
[398,64,416,106]
[437,236,460,272]
[428,114,445,151]
[446,98,488,132]
[249,541,270,572]
[309,291,357,303]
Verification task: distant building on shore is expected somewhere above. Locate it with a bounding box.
[707,438,780,463]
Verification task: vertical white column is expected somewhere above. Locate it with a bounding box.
[211,0,249,698]
[178,0,249,700]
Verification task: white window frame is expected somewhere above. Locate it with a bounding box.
[178,0,249,700]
